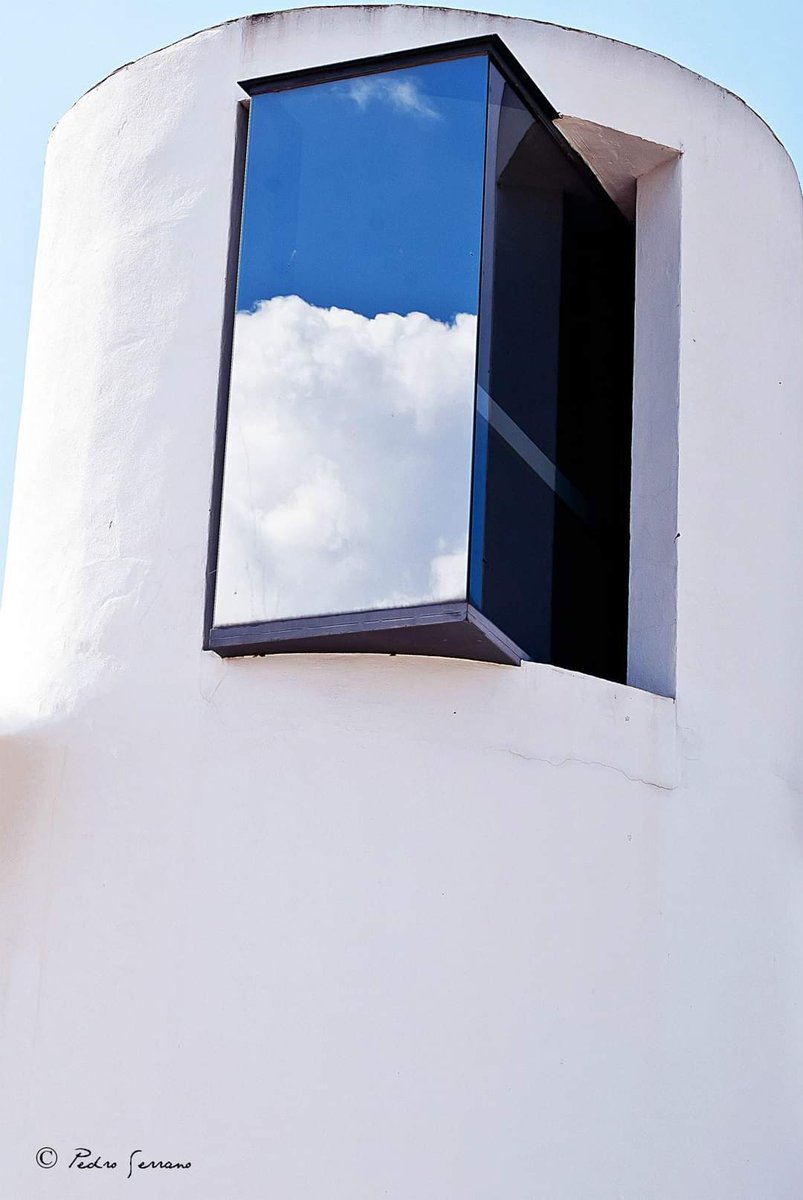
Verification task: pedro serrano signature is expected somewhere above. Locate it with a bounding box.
[68,1148,191,1178]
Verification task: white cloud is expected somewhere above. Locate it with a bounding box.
[344,74,440,120]
[430,548,468,599]
[215,296,477,626]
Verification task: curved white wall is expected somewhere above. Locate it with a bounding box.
[1,8,802,1198]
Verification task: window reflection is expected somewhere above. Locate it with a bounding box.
[471,66,633,679]
[210,44,634,680]
[214,57,488,626]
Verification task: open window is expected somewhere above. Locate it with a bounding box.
[206,37,634,680]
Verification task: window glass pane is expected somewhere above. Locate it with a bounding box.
[215,55,488,626]
[470,65,633,679]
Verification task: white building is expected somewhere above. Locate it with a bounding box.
[1,6,802,1197]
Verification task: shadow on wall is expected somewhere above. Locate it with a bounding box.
[0,723,70,986]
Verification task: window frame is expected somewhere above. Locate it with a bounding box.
[204,34,631,668]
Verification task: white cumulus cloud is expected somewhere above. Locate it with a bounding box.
[344,75,441,120]
[214,296,477,626]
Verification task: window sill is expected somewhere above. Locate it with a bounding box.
[208,601,525,664]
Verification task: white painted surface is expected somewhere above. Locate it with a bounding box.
[628,156,682,696]
[1,8,802,1198]
[555,116,678,219]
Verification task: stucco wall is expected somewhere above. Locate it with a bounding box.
[1,8,802,1198]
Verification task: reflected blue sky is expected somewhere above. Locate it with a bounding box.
[215,55,489,624]
[237,55,488,321]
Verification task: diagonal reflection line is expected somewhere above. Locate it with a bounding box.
[476,387,594,525]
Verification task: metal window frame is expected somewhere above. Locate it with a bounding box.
[204,34,626,665]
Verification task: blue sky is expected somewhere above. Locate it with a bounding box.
[1,0,801,591]
[238,57,487,320]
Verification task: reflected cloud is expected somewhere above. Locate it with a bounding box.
[215,296,476,626]
[344,74,441,120]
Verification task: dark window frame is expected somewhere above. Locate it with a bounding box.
[204,35,632,670]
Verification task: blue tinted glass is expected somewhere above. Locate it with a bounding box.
[470,65,633,680]
[215,56,487,626]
